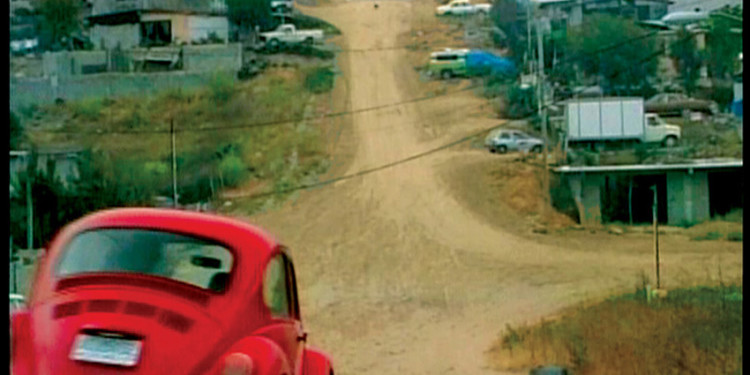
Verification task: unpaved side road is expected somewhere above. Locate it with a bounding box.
[244,2,743,374]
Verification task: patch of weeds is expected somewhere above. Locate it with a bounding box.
[721,209,743,223]
[208,72,235,105]
[218,154,247,188]
[160,87,190,102]
[490,284,743,374]
[692,231,723,241]
[726,231,742,242]
[70,98,105,121]
[122,106,148,129]
[18,103,40,119]
[501,324,523,354]
[304,67,335,94]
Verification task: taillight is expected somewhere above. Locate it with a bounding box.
[222,353,254,375]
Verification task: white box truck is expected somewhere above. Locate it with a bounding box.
[564,97,681,149]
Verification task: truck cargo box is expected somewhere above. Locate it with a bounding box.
[565,97,645,142]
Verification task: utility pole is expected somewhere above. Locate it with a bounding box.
[536,12,550,209]
[26,155,33,250]
[651,184,660,289]
[171,119,178,208]
[10,236,17,294]
[526,0,532,74]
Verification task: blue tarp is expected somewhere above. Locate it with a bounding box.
[466,50,517,78]
[732,100,742,118]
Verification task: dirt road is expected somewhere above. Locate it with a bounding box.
[246,2,743,374]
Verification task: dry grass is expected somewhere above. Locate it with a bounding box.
[685,210,743,241]
[487,285,743,375]
[490,161,576,229]
[25,68,332,208]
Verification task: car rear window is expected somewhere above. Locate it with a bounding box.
[435,54,458,61]
[56,229,234,292]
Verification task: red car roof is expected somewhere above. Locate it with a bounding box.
[51,207,279,254]
[33,208,281,304]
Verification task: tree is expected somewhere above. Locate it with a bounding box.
[37,0,80,50]
[490,0,524,64]
[226,0,275,40]
[565,14,659,93]
[670,28,703,95]
[705,11,742,80]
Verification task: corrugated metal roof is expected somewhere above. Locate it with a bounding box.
[669,0,741,13]
[555,159,743,173]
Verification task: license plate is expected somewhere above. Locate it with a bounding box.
[70,334,142,367]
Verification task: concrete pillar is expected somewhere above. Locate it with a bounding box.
[567,173,603,227]
[667,170,710,226]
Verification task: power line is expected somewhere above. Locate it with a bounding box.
[31,29,669,136]
[553,30,661,68]
[228,123,494,200]
[227,35,688,201]
[29,84,481,135]
[28,26,684,139]
[60,101,491,153]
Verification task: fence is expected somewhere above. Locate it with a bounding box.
[40,43,242,77]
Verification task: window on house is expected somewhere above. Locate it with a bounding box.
[140,20,172,47]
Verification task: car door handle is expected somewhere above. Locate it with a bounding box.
[297,331,307,342]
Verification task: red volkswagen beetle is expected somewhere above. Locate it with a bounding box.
[11,208,334,375]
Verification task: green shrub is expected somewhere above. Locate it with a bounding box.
[219,155,247,188]
[692,231,723,241]
[726,231,742,242]
[18,103,39,119]
[123,107,148,129]
[304,67,335,94]
[70,98,105,121]
[482,78,507,99]
[208,73,235,105]
[505,84,536,119]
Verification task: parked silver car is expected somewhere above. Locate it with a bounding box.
[487,129,544,154]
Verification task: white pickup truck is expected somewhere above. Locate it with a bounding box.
[436,0,491,16]
[259,24,324,47]
[270,0,293,13]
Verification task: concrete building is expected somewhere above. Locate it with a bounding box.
[9,148,84,196]
[516,0,584,31]
[582,0,671,20]
[87,0,229,49]
[555,159,743,227]
[669,0,741,13]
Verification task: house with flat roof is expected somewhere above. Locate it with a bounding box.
[554,158,743,227]
[87,0,229,49]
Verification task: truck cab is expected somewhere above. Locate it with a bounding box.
[644,113,681,147]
